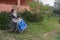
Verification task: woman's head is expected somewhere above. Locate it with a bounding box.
[10,9,16,13]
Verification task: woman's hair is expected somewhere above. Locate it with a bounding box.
[10,9,14,13]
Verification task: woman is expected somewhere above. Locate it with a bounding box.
[10,9,20,23]
[9,9,20,32]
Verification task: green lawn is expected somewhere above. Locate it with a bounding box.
[0,16,60,40]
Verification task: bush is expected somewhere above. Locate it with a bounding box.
[18,10,44,22]
[0,12,10,30]
[0,11,44,30]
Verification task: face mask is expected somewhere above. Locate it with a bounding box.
[13,13,17,17]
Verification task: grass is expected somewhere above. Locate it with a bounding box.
[0,16,60,40]
[55,34,60,40]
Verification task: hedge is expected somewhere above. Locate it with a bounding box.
[0,11,44,30]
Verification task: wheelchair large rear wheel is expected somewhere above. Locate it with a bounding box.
[6,22,15,32]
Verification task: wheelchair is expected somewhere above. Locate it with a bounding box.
[6,17,27,33]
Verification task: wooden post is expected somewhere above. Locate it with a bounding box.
[16,0,20,11]
[17,0,20,6]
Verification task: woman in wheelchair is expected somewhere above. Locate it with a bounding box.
[6,9,27,33]
[7,9,20,32]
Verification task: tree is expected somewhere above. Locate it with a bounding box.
[28,0,41,13]
[28,1,53,14]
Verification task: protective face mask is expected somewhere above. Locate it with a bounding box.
[13,13,17,17]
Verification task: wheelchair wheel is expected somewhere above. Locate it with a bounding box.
[6,22,15,32]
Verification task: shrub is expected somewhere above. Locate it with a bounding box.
[0,12,10,30]
[0,11,44,30]
[18,10,44,22]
